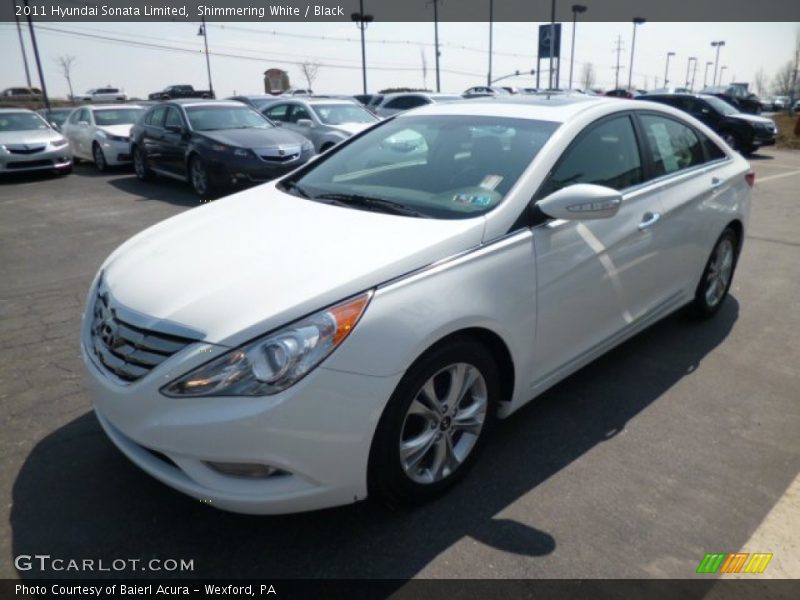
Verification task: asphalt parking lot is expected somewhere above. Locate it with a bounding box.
[1,150,798,583]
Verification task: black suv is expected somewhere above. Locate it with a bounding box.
[701,85,762,115]
[131,100,314,198]
[637,93,777,154]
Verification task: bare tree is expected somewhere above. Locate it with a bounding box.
[55,54,77,102]
[772,61,796,96]
[753,68,767,97]
[420,47,428,89]
[299,62,320,91]
[581,62,596,91]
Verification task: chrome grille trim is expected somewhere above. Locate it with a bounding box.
[89,289,198,383]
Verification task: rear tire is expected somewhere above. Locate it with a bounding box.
[368,337,499,505]
[690,227,740,319]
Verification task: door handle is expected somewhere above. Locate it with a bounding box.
[638,212,661,231]
[711,177,724,190]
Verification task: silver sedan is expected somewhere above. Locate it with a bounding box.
[0,108,72,176]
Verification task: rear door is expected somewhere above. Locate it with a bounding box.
[531,113,668,386]
[160,106,188,177]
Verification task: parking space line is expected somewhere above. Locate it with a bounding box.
[750,162,800,169]
[756,170,800,184]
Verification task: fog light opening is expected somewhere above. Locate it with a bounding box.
[206,461,288,479]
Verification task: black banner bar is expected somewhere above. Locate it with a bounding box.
[1,0,799,22]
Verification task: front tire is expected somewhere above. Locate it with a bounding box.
[720,131,741,152]
[189,155,216,199]
[368,338,499,505]
[133,145,154,181]
[691,227,739,318]
[92,142,107,172]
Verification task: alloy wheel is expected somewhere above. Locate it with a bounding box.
[93,144,106,171]
[133,149,145,179]
[399,363,488,485]
[705,238,734,307]
[191,159,208,196]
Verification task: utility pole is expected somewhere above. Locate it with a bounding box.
[711,40,725,86]
[487,0,493,86]
[197,16,214,98]
[703,61,712,88]
[13,0,32,89]
[691,59,698,91]
[548,0,556,90]
[613,35,625,90]
[351,0,373,94]
[685,57,696,89]
[431,0,441,92]
[23,0,49,111]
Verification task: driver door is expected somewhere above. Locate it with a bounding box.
[529,113,668,388]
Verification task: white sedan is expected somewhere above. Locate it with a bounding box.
[61,105,144,171]
[82,96,751,514]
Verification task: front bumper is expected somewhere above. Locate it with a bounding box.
[0,147,72,173]
[99,139,132,165]
[207,149,314,186]
[82,332,400,514]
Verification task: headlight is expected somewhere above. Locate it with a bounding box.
[162,291,372,397]
[233,148,250,157]
[51,138,68,147]
[109,134,129,143]
[302,140,314,152]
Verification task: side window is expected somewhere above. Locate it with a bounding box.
[383,97,406,110]
[77,109,89,123]
[640,114,705,177]
[546,115,643,193]
[69,110,82,124]
[148,106,168,127]
[164,107,183,129]
[289,105,311,122]
[697,130,726,161]
[266,104,289,122]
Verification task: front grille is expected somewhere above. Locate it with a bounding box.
[7,159,52,169]
[7,145,45,155]
[89,291,195,382]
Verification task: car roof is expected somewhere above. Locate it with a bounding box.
[0,107,35,114]
[89,104,143,110]
[402,94,618,123]
[168,99,243,108]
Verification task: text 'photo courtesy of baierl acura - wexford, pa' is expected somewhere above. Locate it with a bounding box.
[0,0,799,598]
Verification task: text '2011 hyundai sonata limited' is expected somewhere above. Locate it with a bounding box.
[82,96,752,514]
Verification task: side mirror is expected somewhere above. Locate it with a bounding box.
[296,118,314,128]
[536,184,622,221]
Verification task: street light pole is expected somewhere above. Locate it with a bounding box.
[568,4,587,90]
[664,51,675,86]
[197,16,214,98]
[703,61,712,88]
[685,57,696,89]
[719,65,728,85]
[432,0,441,92]
[711,40,725,86]
[628,17,646,90]
[351,0,373,94]
[548,0,556,90]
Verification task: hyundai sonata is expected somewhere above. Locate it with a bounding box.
[82,96,751,514]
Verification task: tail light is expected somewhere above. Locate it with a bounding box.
[745,172,755,188]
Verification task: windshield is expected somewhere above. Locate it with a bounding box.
[285,115,559,219]
[0,112,50,132]
[704,95,739,116]
[312,104,377,125]
[185,105,272,131]
[93,108,143,126]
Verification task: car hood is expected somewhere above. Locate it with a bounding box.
[99,124,134,138]
[100,185,484,345]
[329,122,373,135]
[200,127,306,149]
[0,129,62,145]
[728,113,774,126]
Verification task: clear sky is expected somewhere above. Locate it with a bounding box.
[1,21,797,98]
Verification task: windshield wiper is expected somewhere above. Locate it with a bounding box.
[313,193,427,218]
[281,180,310,198]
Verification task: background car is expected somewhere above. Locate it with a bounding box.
[772,96,789,111]
[148,85,214,101]
[73,87,128,103]
[61,104,145,171]
[638,93,776,154]
[0,108,72,175]
[36,107,75,131]
[131,99,314,198]
[261,97,379,152]
[282,89,314,96]
[372,93,463,118]
[463,86,512,98]
[0,87,43,102]
[228,94,282,112]
[701,85,761,114]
